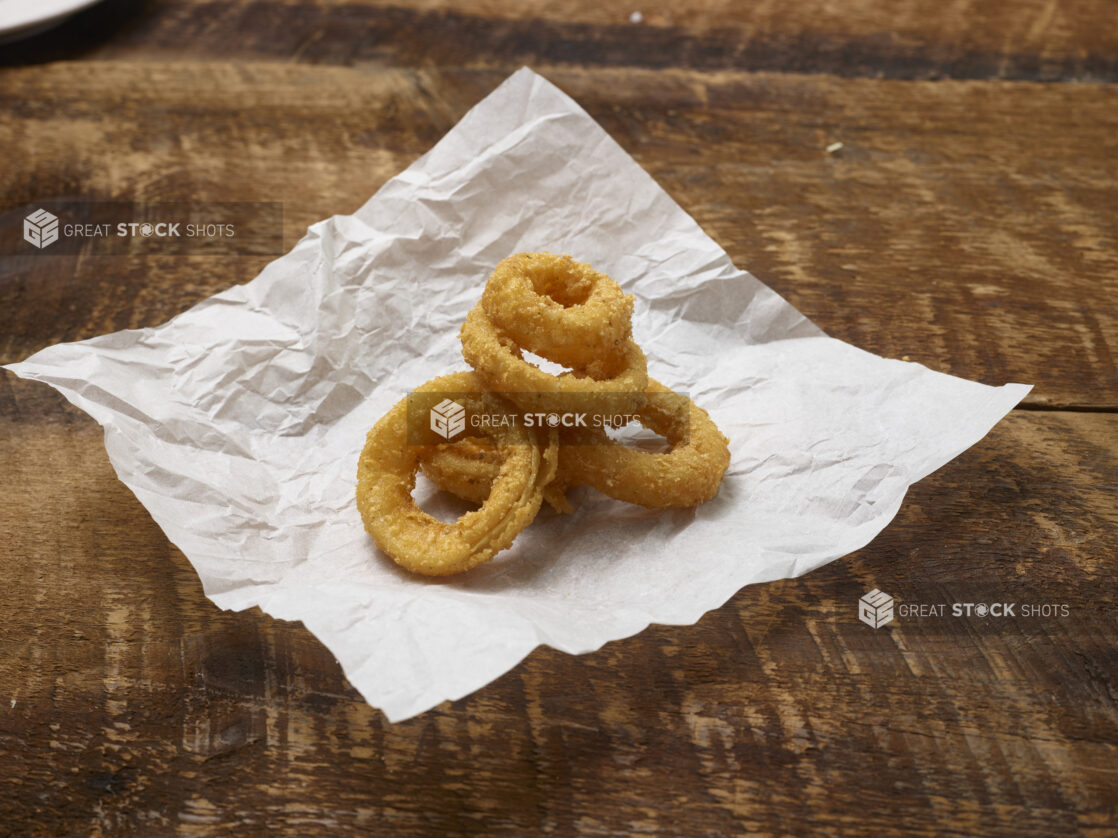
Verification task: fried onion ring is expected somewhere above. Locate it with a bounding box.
[356,371,558,576]
[481,252,634,368]
[460,303,648,417]
[560,379,730,509]
[420,438,574,514]
[418,437,496,507]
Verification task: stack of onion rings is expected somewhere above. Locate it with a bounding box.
[357,253,730,576]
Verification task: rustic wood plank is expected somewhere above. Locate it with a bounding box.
[2,1,1114,832]
[2,0,1117,82]
[1,65,1114,409]
[0,410,1113,834]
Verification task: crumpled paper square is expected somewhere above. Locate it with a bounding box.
[6,68,1030,721]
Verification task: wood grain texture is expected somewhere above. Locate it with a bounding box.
[2,2,1116,833]
[0,411,1114,834]
[2,65,1114,409]
[3,0,1118,82]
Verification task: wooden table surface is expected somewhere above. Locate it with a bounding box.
[1,1,1116,834]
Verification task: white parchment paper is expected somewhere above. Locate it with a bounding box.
[6,68,1030,722]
